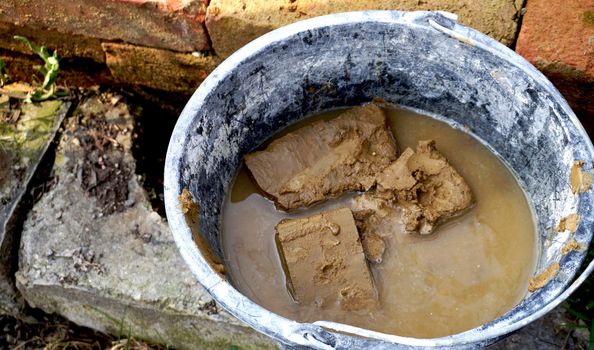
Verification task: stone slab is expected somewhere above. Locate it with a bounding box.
[0,96,69,315]
[0,0,210,53]
[515,0,594,133]
[102,42,218,92]
[15,92,277,350]
[206,0,523,58]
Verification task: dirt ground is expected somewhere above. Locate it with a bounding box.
[0,310,167,350]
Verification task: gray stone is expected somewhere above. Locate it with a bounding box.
[490,305,590,349]
[15,92,277,350]
[0,96,68,315]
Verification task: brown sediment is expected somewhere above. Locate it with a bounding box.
[353,209,386,264]
[351,195,400,263]
[245,104,398,211]
[179,188,196,214]
[570,160,592,194]
[528,262,560,292]
[556,213,580,233]
[376,140,474,234]
[179,188,225,276]
[562,239,582,255]
[275,207,376,311]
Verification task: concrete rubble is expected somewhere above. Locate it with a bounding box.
[14,92,276,349]
[0,96,69,315]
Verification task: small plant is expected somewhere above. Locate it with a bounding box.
[0,58,9,86]
[13,35,61,102]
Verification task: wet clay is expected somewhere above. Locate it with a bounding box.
[353,209,387,264]
[179,188,225,275]
[557,213,580,233]
[276,207,376,311]
[528,263,560,292]
[244,104,398,210]
[562,239,582,255]
[222,107,536,338]
[376,140,473,234]
[570,160,592,194]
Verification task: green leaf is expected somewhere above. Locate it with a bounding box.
[565,305,592,322]
[13,35,43,57]
[12,36,61,102]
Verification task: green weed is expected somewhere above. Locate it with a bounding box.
[13,35,62,102]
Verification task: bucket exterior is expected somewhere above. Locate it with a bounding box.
[164,11,594,349]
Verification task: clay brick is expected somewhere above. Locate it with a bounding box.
[516,0,594,134]
[0,22,104,63]
[102,42,217,92]
[0,0,209,53]
[276,207,376,310]
[0,50,113,88]
[206,0,522,58]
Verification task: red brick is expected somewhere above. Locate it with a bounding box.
[516,0,594,132]
[102,42,217,92]
[206,0,522,58]
[0,49,112,88]
[0,22,104,63]
[0,0,210,53]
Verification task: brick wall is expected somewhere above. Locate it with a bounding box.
[0,0,523,92]
[1,0,593,130]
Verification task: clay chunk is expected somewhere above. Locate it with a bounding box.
[245,104,398,211]
[377,140,473,234]
[352,209,387,264]
[275,207,376,311]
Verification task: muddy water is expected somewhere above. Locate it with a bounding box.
[222,107,537,338]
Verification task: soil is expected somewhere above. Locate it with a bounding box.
[0,312,111,350]
[130,91,179,217]
[0,309,169,350]
[65,93,135,215]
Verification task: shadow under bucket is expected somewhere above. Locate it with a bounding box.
[164,11,594,349]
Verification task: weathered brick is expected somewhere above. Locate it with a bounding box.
[0,22,104,63]
[206,0,522,58]
[0,0,210,53]
[0,50,113,88]
[102,42,217,92]
[516,0,594,133]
